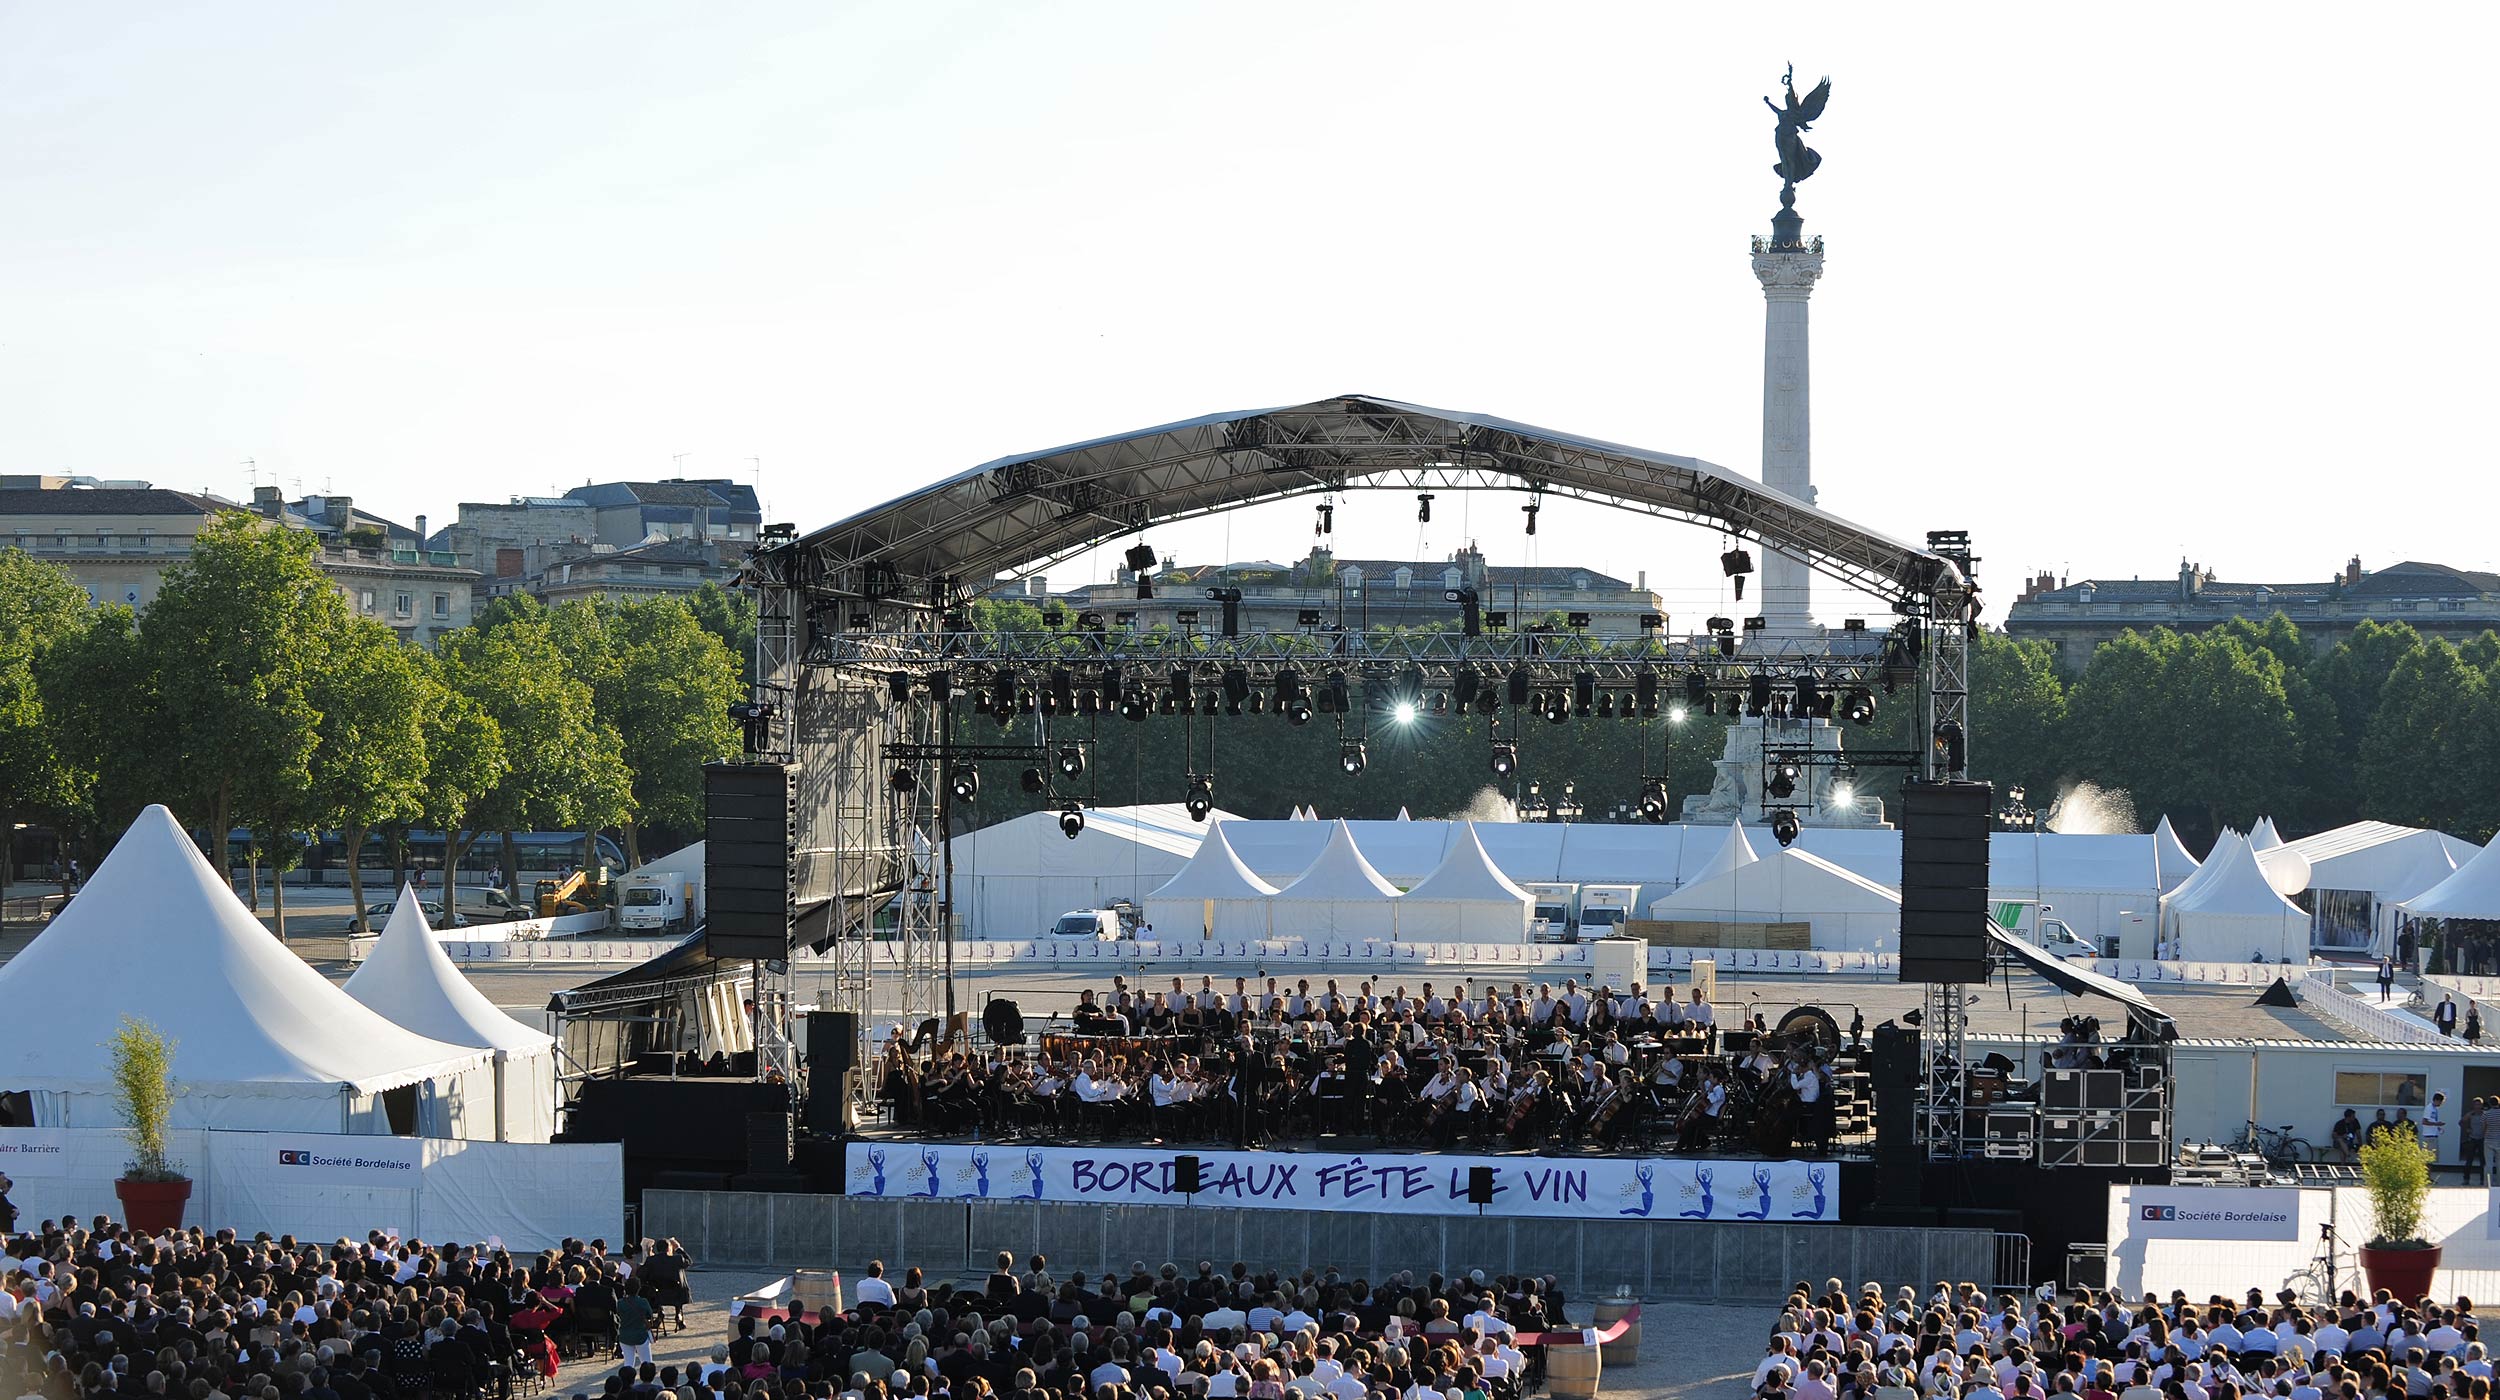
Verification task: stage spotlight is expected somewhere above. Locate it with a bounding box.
[1055,744,1085,780]
[1843,688,1877,726]
[1567,611,1592,630]
[1392,701,1418,726]
[1316,501,1334,534]
[1596,693,1615,719]
[889,765,918,793]
[1323,671,1351,715]
[1206,587,1242,638]
[1485,610,1509,630]
[926,670,952,705]
[1684,671,1708,709]
[1184,774,1216,822]
[1637,780,1669,823]
[1768,762,1799,800]
[1544,694,1568,725]
[1429,692,1449,716]
[948,768,981,803]
[1019,767,1047,794]
[886,671,913,704]
[1339,742,1367,776]
[1474,690,1500,716]
[1158,691,1179,716]
[1169,667,1194,713]
[1635,666,1658,713]
[1795,677,1822,718]
[1669,704,1689,724]
[1417,493,1434,523]
[1489,742,1517,778]
[1747,673,1772,717]
[1058,803,1086,839]
[1049,667,1075,714]
[1702,694,1718,716]
[1507,666,1530,707]
[1222,667,1251,715]
[1453,670,1481,712]
[1771,810,1801,847]
[990,667,1018,714]
[1832,780,1856,806]
[1573,670,1596,716]
[1119,689,1150,722]
[1282,694,1313,728]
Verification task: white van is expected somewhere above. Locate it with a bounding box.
[1050,909,1122,941]
[1576,885,1639,942]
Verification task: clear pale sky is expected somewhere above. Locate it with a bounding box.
[6,5,2493,623]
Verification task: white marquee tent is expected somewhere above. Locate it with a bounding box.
[2399,839,2500,925]
[2250,817,2285,851]
[1394,822,1536,943]
[1269,820,1402,938]
[1687,821,1761,886]
[344,887,558,1142]
[1141,821,1276,940]
[2288,822,2476,953]
[942,804,1235,937]
[0,806,494,1133]
[2162,831,2308,962]
[2152,817,2200,893]
[1646,843,1902,951]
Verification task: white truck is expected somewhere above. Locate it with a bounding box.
[618,873,700,935]
[1524,883,1579,942]
[1991,899,2103,960]
[1575,884,1640,942]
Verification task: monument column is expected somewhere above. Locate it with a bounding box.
[1752,232,1823,638]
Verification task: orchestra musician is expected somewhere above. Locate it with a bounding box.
[1678,1064,1729,1152]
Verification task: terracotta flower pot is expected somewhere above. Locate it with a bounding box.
[114,1177,191,1234]
[2359,1242,2441,1303]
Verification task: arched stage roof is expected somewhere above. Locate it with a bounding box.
[786,394,1954,606]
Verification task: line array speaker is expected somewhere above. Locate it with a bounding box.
[801,1010,857,1135]
[706,761,796,959]
[1898,778,1994,984]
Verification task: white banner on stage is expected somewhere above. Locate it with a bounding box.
[843,1143,1837,1222]
[0,1128,74,1177]
[2117,1185,2301,1242]
[257,1133,423,1187]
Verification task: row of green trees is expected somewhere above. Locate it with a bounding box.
[0,517,751,933]
[950,600,2500,848]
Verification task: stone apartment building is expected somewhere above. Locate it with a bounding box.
[434,477,760,601]
[2005,557,2500,671]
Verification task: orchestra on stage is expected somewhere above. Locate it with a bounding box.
[872,974,1850,1157]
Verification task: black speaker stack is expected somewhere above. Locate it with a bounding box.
[705,762,796,960]
[801,1010,856,1135]
[1898,778,1994,984]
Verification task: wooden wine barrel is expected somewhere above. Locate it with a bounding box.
[1592,1298,1641,1364]
[1545,1339,1602,1400]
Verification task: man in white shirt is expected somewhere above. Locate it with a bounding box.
[1203,1287,1250,1333]
[854,1260,896,1307]
[1089,1355,1131,1390]
[1686,986,1716,1026]
[2425,1093,2448,1163]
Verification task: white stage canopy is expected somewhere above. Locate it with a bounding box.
[0,806,493,1134]
[2162,831,2308,963]
[2152,817,2200,893]
[1141,821,1276,940]
[1646,845,1902,952]
[1269,820,1403,938]
[344,887,558,1142]
[1394,822,1536,943]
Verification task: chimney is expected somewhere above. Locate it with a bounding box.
[2345,555,2363,587]
[1637,570,1647,592]
[252,485,283,517]
[415,514,428,547]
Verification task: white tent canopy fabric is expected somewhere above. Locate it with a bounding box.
[0,806,494,1133]
[1646,846,1902,952]
[2152,817,2200,893]
[344,888,558,1142]
[1395,822,1535,943]
[1270,820,1402,937]
[2401,840,2500,922]
[1689,822,1761,886]
[940,804,1228,937]
[1141,821,1276,940]
[2250,817,2284,852]
[2162,831,2308,962]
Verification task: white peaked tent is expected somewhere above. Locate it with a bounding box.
[2162,831,2308,962]
[1269,820,1402,937]
[2250,817,2285,851]
[1646,845,1902,952]
[0,806,494,1133]
[344,887,559,1142]
[1142,821,1276,940]
[2152,817,2200,893]
[2401,840,2500,925]
[1688,821,1762,886]
[1394,822,1536,943]
[1396,808,1412,822]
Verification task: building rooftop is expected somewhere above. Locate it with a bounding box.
[2020,559,2499,607]
[0,487,234,517]
[566,478,761,513]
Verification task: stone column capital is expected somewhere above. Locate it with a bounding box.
[1751,247,1826,300]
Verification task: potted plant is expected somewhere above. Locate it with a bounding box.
[109,1017,189,1233]
[2357,1131,2439,1302]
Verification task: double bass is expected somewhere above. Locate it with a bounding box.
[1750,1056,1805,1154]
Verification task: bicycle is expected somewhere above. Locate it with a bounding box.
[2285,1222,2355,1308]
[2231,1118,2316,1165]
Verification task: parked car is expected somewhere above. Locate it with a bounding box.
[454,886,533,921]
[350,899,467,931]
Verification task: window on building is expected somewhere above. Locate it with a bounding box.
[433,593,450,618]
[1340,566,1363,587]
[137,529,153,550]
[96,531,113,549]
[55,534,70,550]
[2334,1070,2426,1107]
[358,590,376,612]
[1442,568,1462,589]
[2439,599,2466,611]
[1393,568,1413,589]
[1573,574,1591,591]
[395,592,413,617]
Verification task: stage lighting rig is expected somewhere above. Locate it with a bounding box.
[889,764,918,793]
[1184,773,1216,822]
[1119,689,1150,722]
[1446,585,1481,637]
[947,767,981,803]
[1722,545,1754,601]
[1842,687,1877,726]
[1055,744,1086,780]
[1316,500,1334,535]
[1452,669,1481,712]
[1322,671,1351,715]
[1276,669,1312,725]
[1544,693,1568,725]
[1417,492,1434,523]
[1489,741,1517,778]
[1771,810,1801,847]
[1206,587,1242,637]
[886,671,913,704]
[1637,779,1670,823]
[1768,761,1800,800]
[1707,616,1737,657]
[1059,803,1086,839]
[1573,670,1596,716]
[1020,767,1047,794]
[1747,673,1772,717]
[1221,667,1251,715]
[1296,608,1324,627]
[1484,610,1509,630]
[1339,741,1367,776]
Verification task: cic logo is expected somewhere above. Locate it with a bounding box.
[279,1150,314,1166]
[2140,1205,2177,1221]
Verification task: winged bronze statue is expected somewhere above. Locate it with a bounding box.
[1764,65,1831,187]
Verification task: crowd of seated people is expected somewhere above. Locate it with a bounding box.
[0,1211,693,1400]
[873,974,1839,1155]
[1751,1276,2500,1400]
[726,1251,1562,1400]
